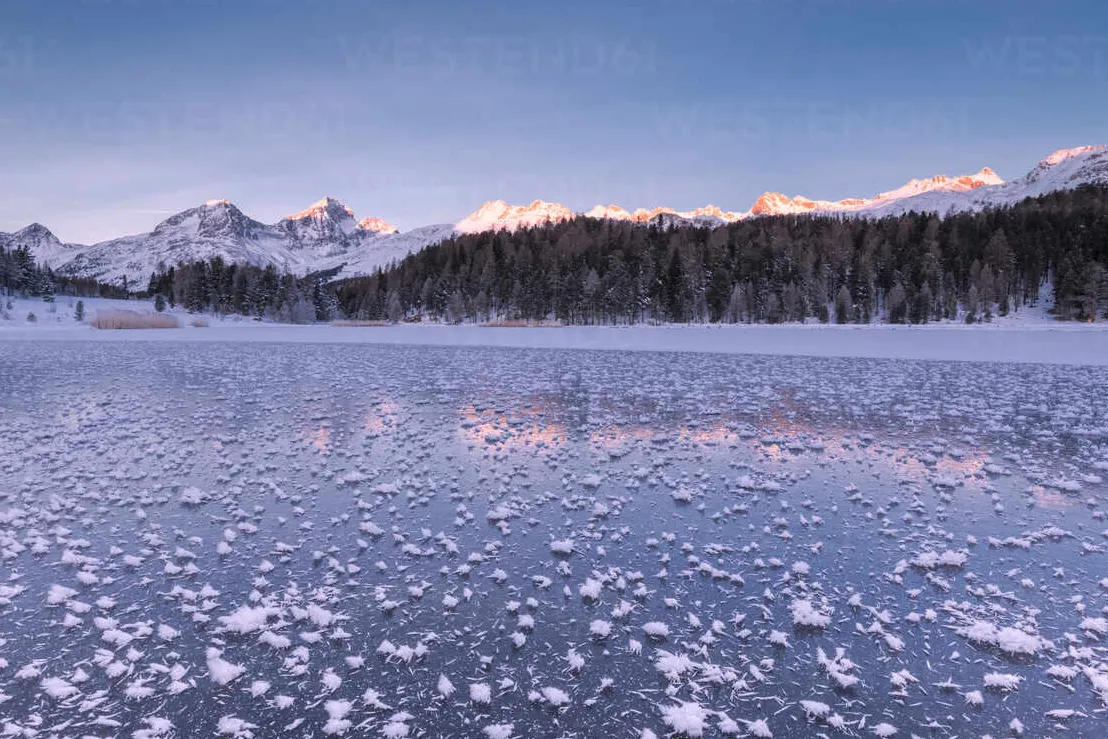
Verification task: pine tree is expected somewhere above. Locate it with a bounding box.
[663,250,685,322]
[835,285,852,324]
[447,290,465,323]
[886,284,907,324]
[707,267,731,322]
[965,285,979,323]
[726,284,747,323]
[582,268,600,324]
[386,290,403,323]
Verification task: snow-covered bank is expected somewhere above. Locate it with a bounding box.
[0,295,200,329]
[3,316,1108,366]
[4,294,1107,366]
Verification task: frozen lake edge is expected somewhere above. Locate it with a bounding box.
[3,322,1108,366]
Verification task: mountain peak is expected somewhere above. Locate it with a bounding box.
[286,197,355,223]
[16,222,59,239]
[749,192,803,216]
[630,207,677,222]
[277,197,362,247]
[1039,145,1104,168]
[9,222,65,254]
[871,167,1005,204]
[147,199,264,242]
[1017,144,1107,192]
[186,199,249,219]
[456,199,574,234]
[466,200,511,218]
[357,216,399,234]
[585,204,632,220]
[688,204,743,220]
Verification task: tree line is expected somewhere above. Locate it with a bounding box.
[331,185,1108,324]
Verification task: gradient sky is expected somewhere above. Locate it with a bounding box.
[1,0,1105,243]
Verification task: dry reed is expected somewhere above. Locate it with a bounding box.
[90,309,180,330]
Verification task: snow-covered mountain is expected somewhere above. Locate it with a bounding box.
[272,196,400,260]
[573,147,1104,226]
[332,222,456,278]
[584,204,743,227]
[0,223,81,269]
[356,216,399,235]
[738,168,1005,218]
[57,200,299,287]
[455,200,576,234]
[4,144,1105,287]
[4,198,436,287]
[276,197,359,258]
[857,145,1108,218]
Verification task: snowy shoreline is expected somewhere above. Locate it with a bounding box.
[4,317,1108,366]
[4,295,1108,365]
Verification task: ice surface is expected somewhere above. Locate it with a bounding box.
[0,341,1106,736]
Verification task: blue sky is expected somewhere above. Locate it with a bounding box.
[1,0,1105,242]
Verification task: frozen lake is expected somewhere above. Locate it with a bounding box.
[1,340,1107,738]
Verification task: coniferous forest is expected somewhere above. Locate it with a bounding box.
[144,185,1108,324]
[144,261,342,323]
[0,243,128,302]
